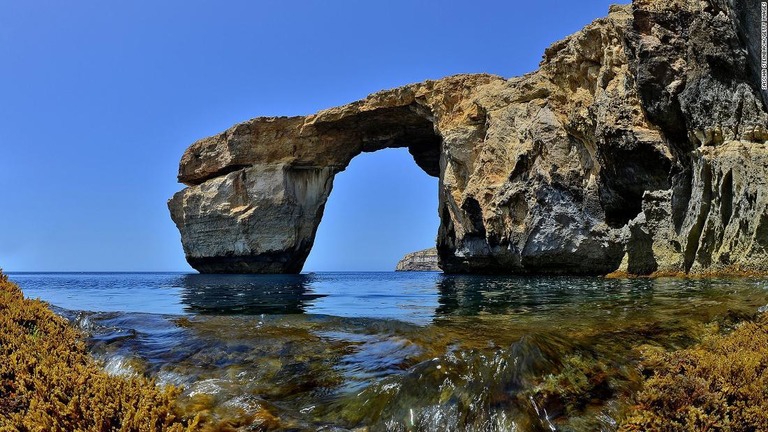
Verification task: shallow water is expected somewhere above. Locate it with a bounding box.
[11,272,768,431]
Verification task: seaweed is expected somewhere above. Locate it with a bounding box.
[620,315,768,431]
[0,269,200,432]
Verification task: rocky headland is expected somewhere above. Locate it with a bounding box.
[169,0,768,275]
[395,248,440,272]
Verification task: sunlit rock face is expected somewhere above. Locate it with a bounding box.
[170,0,768,275]
[395,248,440,272]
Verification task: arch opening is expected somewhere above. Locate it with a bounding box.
[170,101,450,275]
[303,147,440,272]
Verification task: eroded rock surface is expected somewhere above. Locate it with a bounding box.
[170,0,768,275]
[395,248,440,272]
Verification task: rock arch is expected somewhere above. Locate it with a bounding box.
[169,75,499,273]
[170,2,768,276]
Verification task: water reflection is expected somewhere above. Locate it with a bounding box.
[435,275,618,316]
[19,272,768,431]
[179,274,325,315]
[176,272,443,324]
[433,275,758,318]
[175,272,767,327]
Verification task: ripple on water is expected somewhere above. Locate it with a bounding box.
[10,272,768,430]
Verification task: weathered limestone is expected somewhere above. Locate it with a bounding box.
[168,165,334,273]
[169,75,500,273]
[395,248,440,272]
[170,0,768,275]
[620,141,768,275]
[714,0,768,107]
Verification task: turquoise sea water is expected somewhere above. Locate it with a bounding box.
[10,272,768,431]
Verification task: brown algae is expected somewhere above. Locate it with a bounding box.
[0,271,198,431]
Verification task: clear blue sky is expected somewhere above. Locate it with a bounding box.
[0,0,622,272]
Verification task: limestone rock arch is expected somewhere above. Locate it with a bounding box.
[170,2,768,275]
[169,75,500,273]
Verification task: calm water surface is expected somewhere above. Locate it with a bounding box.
[10,272,768,431]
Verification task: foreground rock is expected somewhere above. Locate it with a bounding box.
[170,0,768,275]
[395,248,441,272]
[620,312,768,430]
[0,272,196,431]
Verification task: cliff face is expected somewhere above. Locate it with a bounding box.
[169,0,768,275]
[395,248,440,272]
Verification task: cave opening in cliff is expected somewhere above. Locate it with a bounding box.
[303,146,440,272]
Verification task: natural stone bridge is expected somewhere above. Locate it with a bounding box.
[170,0,768,275]
[168,74,500,273]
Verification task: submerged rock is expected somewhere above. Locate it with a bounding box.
[395,248,440,272]
[170,0,768,275]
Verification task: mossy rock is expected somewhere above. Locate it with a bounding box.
[0,270,199,432]
[620,316,768,431]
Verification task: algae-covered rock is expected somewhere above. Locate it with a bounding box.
[620,314,768,431]
[0,270,198,431]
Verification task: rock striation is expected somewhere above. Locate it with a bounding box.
[395,248,441,272]
[170,0,768,275]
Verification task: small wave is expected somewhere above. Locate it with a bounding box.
[100,355,141,378]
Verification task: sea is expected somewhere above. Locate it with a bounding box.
[9,272,768,431]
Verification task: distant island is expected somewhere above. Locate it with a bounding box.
[395,248,440,272]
